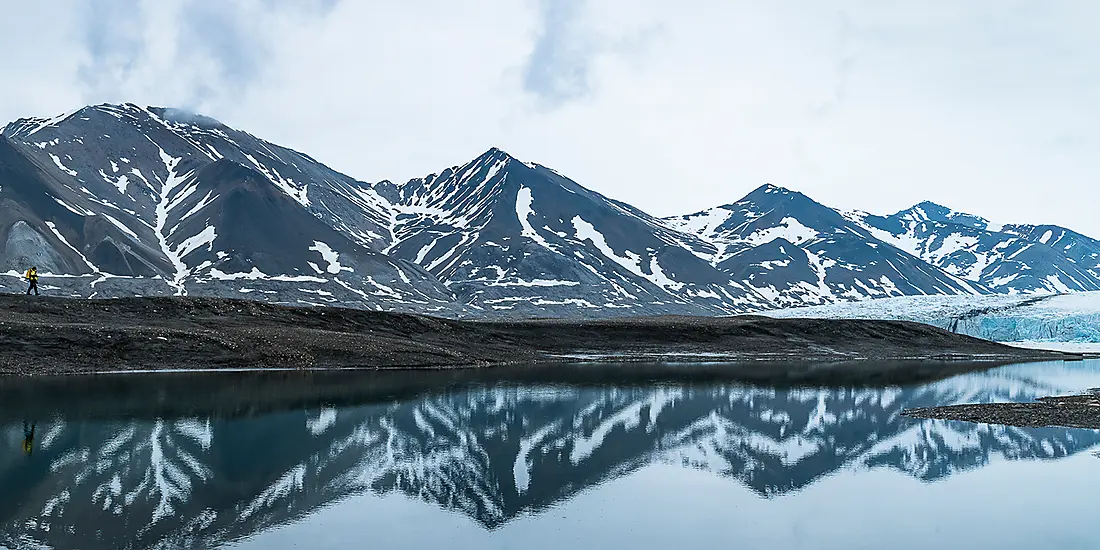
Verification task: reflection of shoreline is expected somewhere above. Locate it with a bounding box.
[2,363,1100,549]
[0,360,1037,423]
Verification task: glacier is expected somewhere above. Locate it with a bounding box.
[764,291,1100,346]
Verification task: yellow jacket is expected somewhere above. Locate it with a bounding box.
[25,269,37,282]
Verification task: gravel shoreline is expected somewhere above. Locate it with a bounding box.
[0,294,1075,381]
[902,389,1100,429]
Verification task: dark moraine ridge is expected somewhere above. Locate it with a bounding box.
[0,294,1073,379]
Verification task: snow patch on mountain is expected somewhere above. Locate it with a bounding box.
[516,186,557,253]
[746,217,819,246]
[99,169,130,194]
[153,151,194,294]
[176,226,217,261]
[666,207,734,245]
[48,154,79,177]
[572,216,683,291]
[309,241,350,274]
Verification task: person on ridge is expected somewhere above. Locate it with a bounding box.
[24,266,38,296]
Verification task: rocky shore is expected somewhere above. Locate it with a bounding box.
[903,389,1100,429]
[0,295,1075,381]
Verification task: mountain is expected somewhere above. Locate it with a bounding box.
[2,366,1096,548]
[385,148,767,314]
[0,106,771,316]
[664,185,983,307]
[2,103,1100,317]
[0,104,456,313]
[846,202,1100,294]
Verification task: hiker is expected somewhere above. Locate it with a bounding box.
[22,420,35,455]
[24,266,38,296]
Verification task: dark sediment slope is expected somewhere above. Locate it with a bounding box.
[0,294,1072,377]
[903,390,1100,429]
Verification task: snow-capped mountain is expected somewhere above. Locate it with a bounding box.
[3,364,1097,548]
[0,104,456,313]
[664,185,984,307]
[3,103,1100,316]
[845,202,1100,294]
[385,148,767,314]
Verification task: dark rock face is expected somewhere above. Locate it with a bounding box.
[1,104,1098,317]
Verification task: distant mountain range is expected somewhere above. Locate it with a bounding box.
[2,103,1098,317]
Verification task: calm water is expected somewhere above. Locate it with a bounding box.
[2,361,1100,550]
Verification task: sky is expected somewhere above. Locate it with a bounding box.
[1,0,1098,234]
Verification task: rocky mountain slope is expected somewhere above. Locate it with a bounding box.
[2,104,1098,317]
[383,147,759,314]
[0,104,453,314]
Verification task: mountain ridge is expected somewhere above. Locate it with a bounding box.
[1,103,1097,317]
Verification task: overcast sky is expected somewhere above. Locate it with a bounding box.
[2,1,1097,234]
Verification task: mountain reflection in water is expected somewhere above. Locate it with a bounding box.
[2,361,1100,550]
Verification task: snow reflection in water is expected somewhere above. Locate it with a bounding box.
[2,360,1100,550]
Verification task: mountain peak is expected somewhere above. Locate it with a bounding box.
[73,103,226,129]
[728,183,805,209]
[753,183,792,195]
[2,104,230,140]
[146,106,225,128]
[476,146,519,163]
[891,201,989,229]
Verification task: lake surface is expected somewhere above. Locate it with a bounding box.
[2,360,1100,550]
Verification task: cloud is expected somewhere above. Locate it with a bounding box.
[2,0,1099,237]
[174,2,269,107]
[1044,132,1091,151]
[521,0,593,107]
[520,0,660,109]
[76,0,147,100]
[809,11,859,118]
[74,0,342,110]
